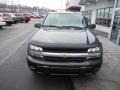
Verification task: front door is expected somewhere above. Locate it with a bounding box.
[110,10,120,45]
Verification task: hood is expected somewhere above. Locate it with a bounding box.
[30,28,100,48]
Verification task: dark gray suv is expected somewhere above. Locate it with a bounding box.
[27,11,103,75]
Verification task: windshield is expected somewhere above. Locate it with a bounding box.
[43,13,87,29]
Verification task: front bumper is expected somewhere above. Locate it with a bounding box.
[27,55,102,75]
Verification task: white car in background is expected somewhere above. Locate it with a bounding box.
[0,13,14,26]
[0,17,6,28]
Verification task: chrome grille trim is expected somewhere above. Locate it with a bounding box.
[39,52,101,58]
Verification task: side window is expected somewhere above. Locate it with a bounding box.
[82,10,92,23]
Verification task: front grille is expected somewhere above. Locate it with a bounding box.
[42,48,88,62]
[43,56,86,62]
[43,48,88,53]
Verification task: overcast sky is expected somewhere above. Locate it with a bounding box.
[0,0,67,9]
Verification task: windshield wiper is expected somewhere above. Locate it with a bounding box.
[61,26,84,29]
[43,25,61,29]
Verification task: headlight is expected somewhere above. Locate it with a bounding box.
[29,44,43,52]
[28,44,43,57]
[88,47,100,53]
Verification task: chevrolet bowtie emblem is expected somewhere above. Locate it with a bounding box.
[62,54,69,58]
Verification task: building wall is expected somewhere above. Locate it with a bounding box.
[85,0,115,11]
[68,0,80,5]
[84,0,115,33]
[91,10,96,24]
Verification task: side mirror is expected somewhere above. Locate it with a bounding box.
[89,24,96,29]
[34,23,41,28]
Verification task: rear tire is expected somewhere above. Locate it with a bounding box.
[9,23,12,26]
[14,21,17,24]
[20,20,23,23]
[26,21,29,23]
[7,23,12,26]
[0,26,2,28]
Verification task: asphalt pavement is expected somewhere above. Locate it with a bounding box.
[0,20,120,90]
[0,20,74,90]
